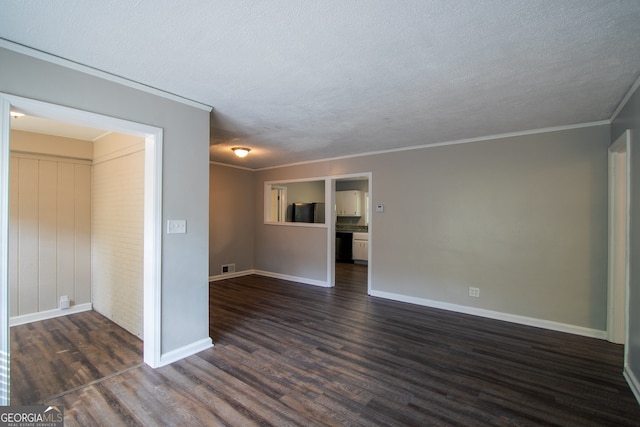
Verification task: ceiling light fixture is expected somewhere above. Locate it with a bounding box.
[10,111,25,119]
[232,147,251,158]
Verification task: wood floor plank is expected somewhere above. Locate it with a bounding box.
[182,354,315,427]
[10,310,142,405]
[10,263,640,425]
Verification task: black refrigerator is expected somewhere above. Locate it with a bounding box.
[291,202,325,223]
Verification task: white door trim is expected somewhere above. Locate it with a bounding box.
[329,173,373,295]
[607,129,631,349]
[0,98,11,405]
[0,94,163,404]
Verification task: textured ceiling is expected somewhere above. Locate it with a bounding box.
[1,1,640,169]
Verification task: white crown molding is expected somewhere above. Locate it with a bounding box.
[209,160,254,172]
[10,150,92,163]
[610,73,640,123]
[256,120,610,171]
[92,130,113,142]
[0,38,212,113]
[92,141,145,165]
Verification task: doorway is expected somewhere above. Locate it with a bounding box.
[607,129,631,349]
[0,94,163,404]
[332,174,372,294]
[270,185,287,222]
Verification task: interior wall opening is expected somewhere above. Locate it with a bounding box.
[607,129,631,356]
[7,113,146,403]
[334,175,371,294]
[0,94,163,405]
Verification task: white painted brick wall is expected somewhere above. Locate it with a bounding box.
[91,149,144,337]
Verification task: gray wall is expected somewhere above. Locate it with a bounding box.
[254,124,610,330]
[209,164,254,277]
[255,224,328,280]
[1,47,211,354]
[285,180,325,204]
[611,85,640,385]
[251,176,328,280]
[336,179,368,193]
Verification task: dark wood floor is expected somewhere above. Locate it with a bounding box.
[14,263,640,425]
[10,310,142,406]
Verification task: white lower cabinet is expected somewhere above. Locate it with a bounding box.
[352,232,368,262]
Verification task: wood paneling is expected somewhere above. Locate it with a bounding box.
[74,164,91,303]
[38,160,58,311]
[8,156,19,316]
[17,158,38,315]
[9,154,92,317]
[19,265,639,425]
[56,162,76,302]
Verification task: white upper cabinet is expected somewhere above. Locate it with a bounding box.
[336,190,362,217]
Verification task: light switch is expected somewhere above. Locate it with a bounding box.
[376,204,384,213]
[167,219,187,234]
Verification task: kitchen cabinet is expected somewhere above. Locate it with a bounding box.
[336,190,361,216]
[352,232,368,262]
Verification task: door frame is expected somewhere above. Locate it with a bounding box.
[329,173,372,294]
[270,185,288,222]
[607,129,631,349]
[0,94,163,404]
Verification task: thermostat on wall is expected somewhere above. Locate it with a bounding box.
[376,204,384,213]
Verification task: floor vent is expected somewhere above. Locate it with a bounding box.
[221,264,236,274]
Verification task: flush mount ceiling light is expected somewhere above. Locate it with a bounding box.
[10,111,25,119]
[232,147,251,158]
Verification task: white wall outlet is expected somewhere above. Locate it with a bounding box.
[469,287,480,298]
[60,295,70,309]
[167,219,187,234]
[221,263,236,274]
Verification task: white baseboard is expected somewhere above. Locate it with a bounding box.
[624,364,640,405]
[209,270,255,282]
[369,290,607,339]
[159,337,214,367]
[210,269,331,288]
[10,303,93,327]
[210,273,606,339]
[253,270,331,287]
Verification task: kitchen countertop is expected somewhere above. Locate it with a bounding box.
[336,225,368,232]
